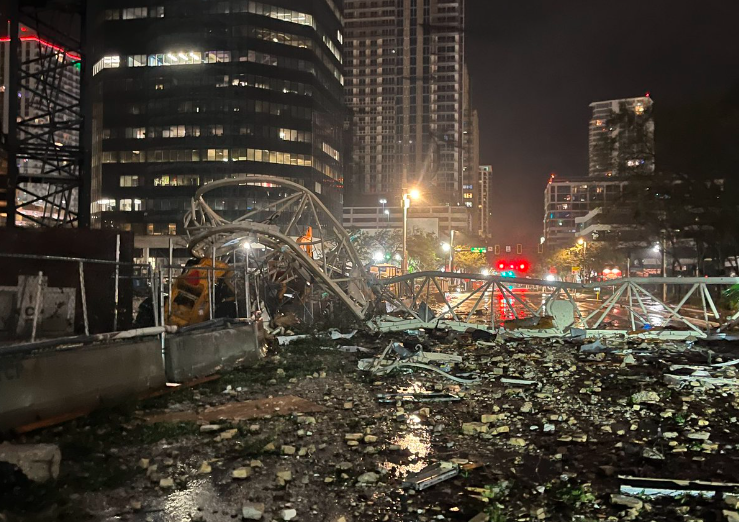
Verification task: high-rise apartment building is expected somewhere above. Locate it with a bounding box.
[543,175,627,250]
[461,64,479,234]
[90,0,345,239]
[1,28,81,226]
[589,95,654,177]
[477,164,492,238]
[344,0,464,207]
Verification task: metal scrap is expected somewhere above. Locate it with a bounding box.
[401,461,459,490]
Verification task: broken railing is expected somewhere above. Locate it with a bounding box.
[371,272,739,337]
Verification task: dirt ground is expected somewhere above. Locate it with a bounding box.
[3,330,739,522]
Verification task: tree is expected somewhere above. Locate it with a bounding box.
[406,231,443,272]
[348,227,444,272]
[545,242,621,280]
[453,246,487,273]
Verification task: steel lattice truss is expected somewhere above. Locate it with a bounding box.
[183,176,374,319]
[373,272,739,337]
[3,1,87,227]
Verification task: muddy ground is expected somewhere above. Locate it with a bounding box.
[2,331,739,522]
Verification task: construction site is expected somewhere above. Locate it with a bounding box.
[2,1,739,522]
[2,172,739,522]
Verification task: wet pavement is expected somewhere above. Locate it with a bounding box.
[3,330,739,522]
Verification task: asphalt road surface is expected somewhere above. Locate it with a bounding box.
[440,285,721,330]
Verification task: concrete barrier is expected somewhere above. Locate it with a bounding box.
[165,321,263,382]
[0,338,165,431]
[0,320,264,432]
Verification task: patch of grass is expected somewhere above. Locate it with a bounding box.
[555,484,596,506]
[484,506,507,522]
[675,413,687,425]
[229,435,275,457]
[126,421,200,445]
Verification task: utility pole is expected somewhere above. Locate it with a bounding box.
[661,235,667,302]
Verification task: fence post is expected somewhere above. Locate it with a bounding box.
[31,271,43,341]
[78,261,89,335]
[113,234,120,331]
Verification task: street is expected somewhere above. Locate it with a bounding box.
[441,285,721,330]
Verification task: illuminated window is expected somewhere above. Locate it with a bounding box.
[119,175,140,187]
[635,103,645,115]
[93,55,120,75]
[168,223,177,235]
[122,7,147,19]
[98,199,116,212]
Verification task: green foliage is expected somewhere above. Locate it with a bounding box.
[348,227,444,271]
[454,246,488,273]
[555,484,596,506]
[544,242,621,278]
[723,284,739,311]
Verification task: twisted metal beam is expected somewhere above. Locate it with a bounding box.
[183,176,374,319]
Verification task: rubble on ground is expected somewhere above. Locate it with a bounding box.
[2,329,739,521]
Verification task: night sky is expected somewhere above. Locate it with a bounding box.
[466,0,739,247]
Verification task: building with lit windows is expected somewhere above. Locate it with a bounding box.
[344,0,465,207]
[477,165,492,238]
[589,95,654,177]
[0,28,81,225]
[542,175,627,251]
[343,204,468,238]
[90,1,345,250]
[461,64,479,234]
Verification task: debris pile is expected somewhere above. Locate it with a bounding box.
[2,329,739,522]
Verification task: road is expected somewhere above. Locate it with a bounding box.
[439,285,720,330]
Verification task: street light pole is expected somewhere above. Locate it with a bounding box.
[402,192,409,273]
[449,229,455,273]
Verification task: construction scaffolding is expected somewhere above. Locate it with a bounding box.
[1,0,90,227]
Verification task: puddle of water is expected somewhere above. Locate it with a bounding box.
[157,478,218,522]
[380,428,432,478]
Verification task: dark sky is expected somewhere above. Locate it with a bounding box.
[466,0,739,247]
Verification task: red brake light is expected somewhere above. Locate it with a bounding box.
[498,262,505,269]
[520,263,525,270]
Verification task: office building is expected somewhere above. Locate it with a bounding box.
[344,0,465,207]
[477,164,492,238]
[343,204,468,238]
[589,95,654,177]
[543,175,627,250]
[1,28,81,226]
[90,1,345,244]
[461,64,479,234]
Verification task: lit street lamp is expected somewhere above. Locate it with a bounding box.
[401,188,420,273]
[577,237,587,283]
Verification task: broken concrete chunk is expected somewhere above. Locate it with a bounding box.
[242,502,265,520]
[197,461,212,474]
[159,477,175,488]
[462,422,489,435]
[276,470,292,482]
[631,391,660,404]
[357,471,380,484]
[232,467,251,479]
[200,424,222,433]
[279,508,297,521]
[611,494,643,510]
[281,445,296,455]
[0,443,61,482]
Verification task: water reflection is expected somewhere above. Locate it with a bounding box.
[380,428,432,478]
[160,478,215,522]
